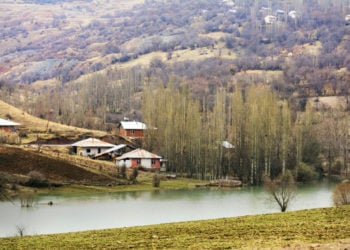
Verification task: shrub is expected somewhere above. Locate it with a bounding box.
[26,171,49,188]
[333,180,350,206]
[119,165,127,179]
[332,161,342,175]
[0,132,20,144]
[153,174,161,188]
[129,168,139,184]
[11,183,18,191]
[297,162,318,182]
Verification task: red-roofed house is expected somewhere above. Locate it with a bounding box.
[118,120,147,139]
[116,148,162,169]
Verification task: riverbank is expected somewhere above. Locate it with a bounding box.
[1,206,349,249]
[31,177,208,196]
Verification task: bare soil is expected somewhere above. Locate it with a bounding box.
[0,146,114,184]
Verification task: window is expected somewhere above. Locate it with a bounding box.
[151,159,156,165]
[131,129,135,134]
[136,159,141,164]
[86,149,91,153]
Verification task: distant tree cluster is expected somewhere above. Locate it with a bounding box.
[142,83,350,183]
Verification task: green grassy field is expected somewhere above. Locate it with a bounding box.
[1,206,349,249]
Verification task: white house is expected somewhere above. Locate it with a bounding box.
[71,138,116,157]
[346,14,350,24]
[264,15,277,24]
[116,148,162,169]
[288,10,298,19]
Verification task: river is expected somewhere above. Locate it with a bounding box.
[0,181,336,237]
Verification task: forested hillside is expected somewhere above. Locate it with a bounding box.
[0,0,350,182]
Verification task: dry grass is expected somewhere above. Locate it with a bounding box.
[309,96,347,109]
[0,100,106,143]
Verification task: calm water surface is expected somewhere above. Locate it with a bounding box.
[0,182,336,237]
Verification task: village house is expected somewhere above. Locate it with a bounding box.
[117,120,147,139]
[264,15,277,24]
[71,137,116,157]
[92,144,135,160]
[116,148,162,170]
[0,118,20,134]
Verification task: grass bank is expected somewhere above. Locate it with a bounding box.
[1,206,349,249]
[35,177,206,196]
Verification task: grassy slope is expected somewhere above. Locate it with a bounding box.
[0,100,106,143]
[0,206,349,249]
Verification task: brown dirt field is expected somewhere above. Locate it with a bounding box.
[0,146,114,184]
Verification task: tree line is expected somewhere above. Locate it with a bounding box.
[142,83,350,183]
[1,66,349,184]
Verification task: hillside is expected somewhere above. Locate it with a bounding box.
[0,99,107,143]
[0,0,349,131]
[1,0,348,91]
[0,146,115,186]
[0,206,349,249]
[0,0,349,184]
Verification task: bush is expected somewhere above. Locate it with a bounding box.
[119,165,127,179]
[26,171,49,188]
[333,180,350,206]
[297,162,318,182]
[11,183,18,191]
[332,161,342,175]
[153,174,161,188]
[0,132,20,144]
[129,168,139,184]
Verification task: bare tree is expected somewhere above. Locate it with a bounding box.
[264,170,296,212]
[333,180,350,206]
[15,224,26,237]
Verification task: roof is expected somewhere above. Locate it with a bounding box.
[93,144,128,158]
[71,138,116,148]
[222,141,235,149]
[116,148,162,160]
[0,118,20,126]
[120,121,147,130]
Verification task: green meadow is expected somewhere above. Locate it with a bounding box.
[1,206,349,249]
